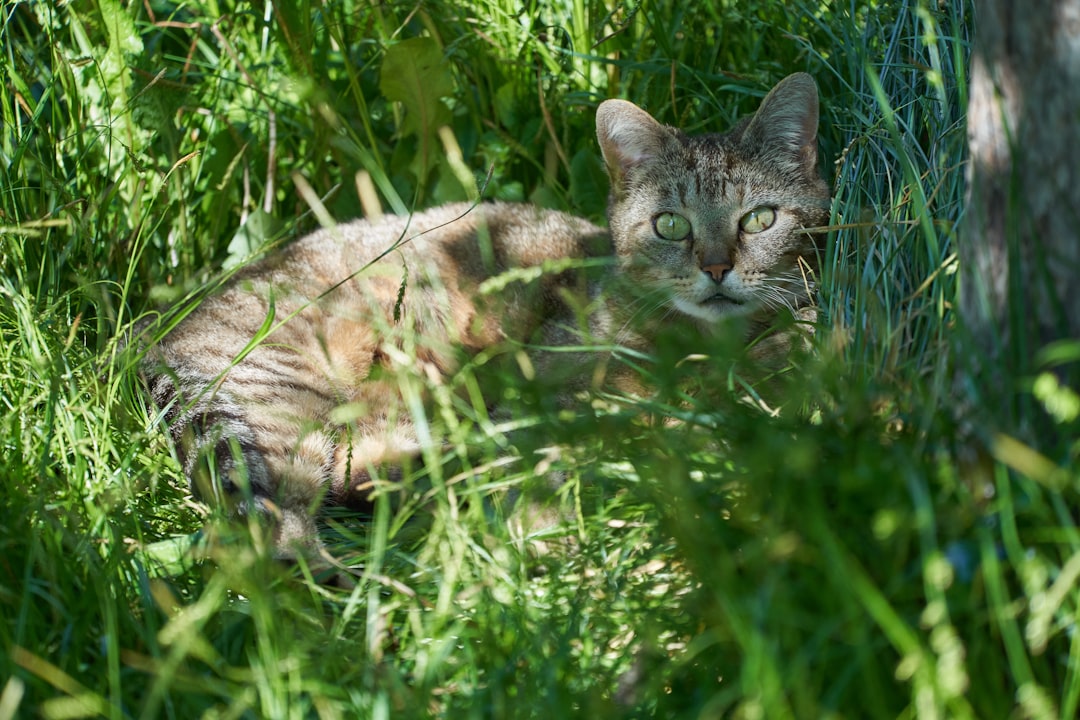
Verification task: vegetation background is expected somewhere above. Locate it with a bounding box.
[1,0,1077,717]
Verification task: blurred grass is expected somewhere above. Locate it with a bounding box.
[2,0,1078,718]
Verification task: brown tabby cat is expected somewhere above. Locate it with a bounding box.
[144,73,830,557]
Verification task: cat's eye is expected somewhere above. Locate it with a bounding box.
[653,212,692,241]
[739,206,777,234]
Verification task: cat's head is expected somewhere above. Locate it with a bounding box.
[596,73,830,328]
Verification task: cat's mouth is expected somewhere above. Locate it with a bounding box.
[701,292,744,307]
[672,291,747,321]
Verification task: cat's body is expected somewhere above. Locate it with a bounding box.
[145,73,831,554]
[148,203,614,547]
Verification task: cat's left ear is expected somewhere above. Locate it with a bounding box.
[743,72,820,171]
[596,99,677,187]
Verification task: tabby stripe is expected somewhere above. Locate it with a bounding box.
[233,350,307,376]
[223,365,337,404]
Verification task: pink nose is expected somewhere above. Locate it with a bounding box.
[701,263,732,282]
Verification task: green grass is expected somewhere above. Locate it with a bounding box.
[2,0,1078,717]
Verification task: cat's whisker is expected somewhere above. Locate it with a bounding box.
[612,289,673,347]
[754,280,805,316]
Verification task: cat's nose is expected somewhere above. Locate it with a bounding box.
[701,263,732,282]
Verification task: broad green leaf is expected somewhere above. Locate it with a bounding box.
[568,148,608,215]
[98,0,142,113]
[224,209,283,270]
[379,37,454,137]
[379,37,454,183]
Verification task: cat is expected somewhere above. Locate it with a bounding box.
[143,72,831,559]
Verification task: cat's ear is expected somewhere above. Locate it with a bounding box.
[743,72,820,170]
[596,100,676,186]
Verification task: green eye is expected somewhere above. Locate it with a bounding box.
[739,206,777,234]
[653,212,692,241]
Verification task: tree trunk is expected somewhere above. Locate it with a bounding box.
[962,0,1080,427]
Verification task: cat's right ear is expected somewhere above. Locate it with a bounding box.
[596,100,674,188]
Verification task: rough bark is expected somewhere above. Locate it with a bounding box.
[963,0,1080,440]
[962,0,1080,390]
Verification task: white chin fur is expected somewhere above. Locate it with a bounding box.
[672,295,749,323]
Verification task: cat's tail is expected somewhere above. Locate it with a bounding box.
[141,362,321,549]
